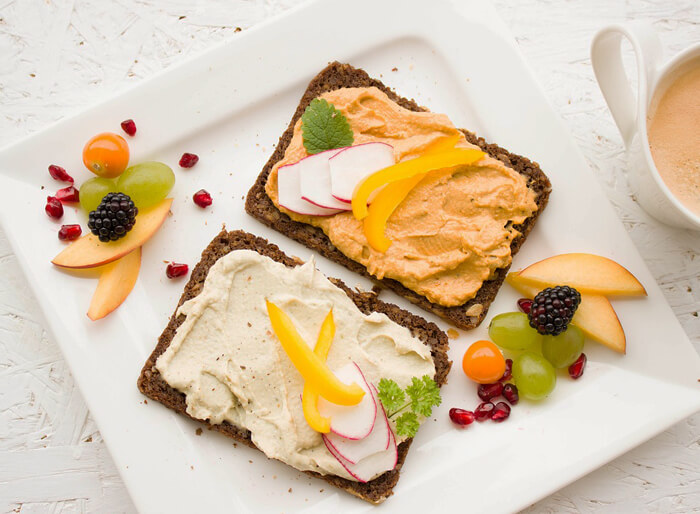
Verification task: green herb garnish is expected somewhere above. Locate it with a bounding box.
[377,375,441,438]
[301,98,354,154]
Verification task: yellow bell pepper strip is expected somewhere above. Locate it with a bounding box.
[266,301,364,406]
[422,134,461,154]
[301,309,335,433]
[363,173,427,252]
[351,148,485,220]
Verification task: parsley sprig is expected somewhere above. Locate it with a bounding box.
[377,375,441,438]
[301,98,354,154]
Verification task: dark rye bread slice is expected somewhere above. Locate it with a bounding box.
[138,229,450,504]
[245,62,551,330]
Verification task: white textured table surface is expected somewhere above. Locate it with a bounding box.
[1,1,698,512]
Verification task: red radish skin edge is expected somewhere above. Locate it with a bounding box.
[324,429,398,483]
[277,162,341,217]
[323,384,390,464]
[328,142,395,203]
[297,148,349,210]
[318,363,377,440]
[301,195,351,211]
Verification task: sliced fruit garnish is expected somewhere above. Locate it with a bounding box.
[506,273,626,354]
[351,147,485,220]
[514,253,646,296]
[87,247,141,321]
[302,309,336,433]
[317,363,376,440]
[52,198,172,269]
[265,301,365,406]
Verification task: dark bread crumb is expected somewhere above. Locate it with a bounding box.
[245,62,551,330]
[138,230,450,504]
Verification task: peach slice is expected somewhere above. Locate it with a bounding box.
[87,247,141,321]
[514,253,646,296]
[52,198,172,269]
[506,273,626,354]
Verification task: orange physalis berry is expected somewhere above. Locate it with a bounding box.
[82,132,130,178]
[462,340,506,384]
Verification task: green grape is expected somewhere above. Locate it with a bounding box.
[542,325,584,368]
[79,177,117,213]
[488,312,542,351]
[512,352,556,400]
[116,161,175,208]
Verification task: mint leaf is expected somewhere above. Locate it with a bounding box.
[301,98,354,154]
[377,378,405,414]
[406,375,442,417]
[395,412,419,438]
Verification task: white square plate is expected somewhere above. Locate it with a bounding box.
[1,0,698,512]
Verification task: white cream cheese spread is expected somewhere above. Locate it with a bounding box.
[156,250,435,481]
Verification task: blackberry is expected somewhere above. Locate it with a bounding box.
[88,192,138,242]
[528,285,581,335]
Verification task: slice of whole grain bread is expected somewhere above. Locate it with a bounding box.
[245,62,551,330]
[138,229,450,504]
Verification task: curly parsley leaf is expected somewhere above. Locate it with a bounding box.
[301,98,354,154]
[395,412,420,438]
[377,375,441,439]
[406,375,442,417]
[377,378,405,414]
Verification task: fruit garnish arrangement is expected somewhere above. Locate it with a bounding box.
[45,121,206,320]
[265,300,440,481]
[277,99,484,252]
[450,253,646,427]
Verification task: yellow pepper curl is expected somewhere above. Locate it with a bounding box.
[266,301,364,407]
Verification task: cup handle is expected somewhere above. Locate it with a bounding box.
[591,22,662,148]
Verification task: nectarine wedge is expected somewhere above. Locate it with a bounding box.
[87,247,141,321]
[514,253,646,296]
[52,198,172,269]
[506,273,626,354]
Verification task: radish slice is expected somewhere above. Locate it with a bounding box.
[277,161,341,216]
[325,428,398,483]
[328,142,395,203]
[318,363,376,440]
[299,149,351,210]
[323,385,390,464]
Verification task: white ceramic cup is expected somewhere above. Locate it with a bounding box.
[591,22,700,231]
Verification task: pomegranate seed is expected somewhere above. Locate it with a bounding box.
[474,402,495,422]
[502,383,519,405]
[517,298,533,314]
[500,358,513,382]
[166,262,189,279]
[179,152,199,168]
[193,189,212,208]
[45,196,64,219]
[568,353,587,379]
[491,402,511,422]
[48,164,73,183]
[477,382,503,402]
[56,186,79,203]
[449,408,475,427]
[121,119,137,136]
[58,224,82,241]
